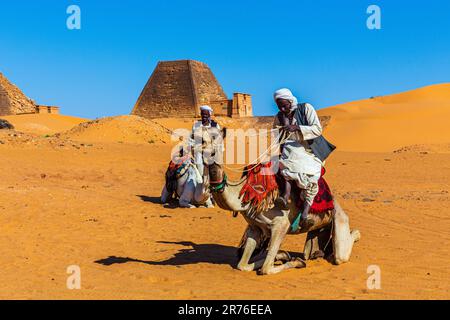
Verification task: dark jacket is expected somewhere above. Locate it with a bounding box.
[278,103,336,162]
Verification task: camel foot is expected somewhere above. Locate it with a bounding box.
[237,264,254,272]
[289,257,307,269]
[179,203,196,209]
[310,250,325,260]
[275,250,291,262]
[258,258,306,275]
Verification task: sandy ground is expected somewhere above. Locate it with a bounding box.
[0,84,449,300]
[2,114,89,135]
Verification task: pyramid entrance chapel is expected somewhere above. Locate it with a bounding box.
[132,60,253,118]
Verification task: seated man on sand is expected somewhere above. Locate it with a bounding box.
[273,88,335,226]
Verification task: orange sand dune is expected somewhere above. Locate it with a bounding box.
[58,115,172,144]
[154,116,274,132]
[318,83,450,152]
[2,114,88,135]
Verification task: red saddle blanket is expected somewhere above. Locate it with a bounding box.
[239,163,334,214]
[296,167,335,214]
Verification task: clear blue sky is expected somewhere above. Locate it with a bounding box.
[1,0,449,118]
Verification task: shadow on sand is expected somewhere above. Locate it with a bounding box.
[136,195,180,209]
[94,241,239,268]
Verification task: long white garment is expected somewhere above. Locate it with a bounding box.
[273,103,323,205]
[190,120,222,174]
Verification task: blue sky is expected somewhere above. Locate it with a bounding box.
[0,0,449,118]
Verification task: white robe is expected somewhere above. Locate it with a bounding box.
[190,120,222,174]
[273,103,323,205]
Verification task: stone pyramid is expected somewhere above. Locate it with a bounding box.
[132,60,228,118]
[0,72,36,116]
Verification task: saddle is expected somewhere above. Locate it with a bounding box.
[165,155,192,195]
[240,162,334,215]
[294,167,335,214]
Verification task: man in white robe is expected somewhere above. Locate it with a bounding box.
[273,88,324,223]
[190,105,223,176]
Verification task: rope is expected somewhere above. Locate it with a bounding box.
[222,130,289,173]
[323,212,335,253]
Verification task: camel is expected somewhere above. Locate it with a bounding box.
[161,157,213,208]
[205,161,361,275]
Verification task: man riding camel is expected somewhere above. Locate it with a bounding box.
[190,105,223,175]
[188,105,224,206]
[273,88,336,224]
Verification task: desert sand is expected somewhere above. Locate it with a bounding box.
[0,84,449,300]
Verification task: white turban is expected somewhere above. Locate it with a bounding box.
[274,88,298,110]
[200,105,213,114]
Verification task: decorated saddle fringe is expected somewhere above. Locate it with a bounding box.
[239,163,335,216]
[239,162,279,215]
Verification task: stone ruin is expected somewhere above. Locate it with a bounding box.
[0,72,59,116]
[0,72,36,116]
[132,60,253,119]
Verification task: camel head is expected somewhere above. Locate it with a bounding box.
[207,161,225,186]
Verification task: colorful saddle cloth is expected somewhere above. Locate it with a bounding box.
[296,167,334,214]
[239,162,334,214]
[165,155,192,194]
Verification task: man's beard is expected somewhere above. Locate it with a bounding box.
[202,117,211,125]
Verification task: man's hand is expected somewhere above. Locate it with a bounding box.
[284,124,300,133]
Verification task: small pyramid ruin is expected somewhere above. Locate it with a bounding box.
[132,60,253,118]
[0,72,37,116]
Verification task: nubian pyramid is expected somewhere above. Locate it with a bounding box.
[0,72,36,116]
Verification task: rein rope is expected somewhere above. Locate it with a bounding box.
[222,127,289,173]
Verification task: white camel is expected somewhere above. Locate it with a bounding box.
[161,158,213,208]
[206,162,361,275]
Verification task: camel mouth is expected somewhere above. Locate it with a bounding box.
[210,179,224,185]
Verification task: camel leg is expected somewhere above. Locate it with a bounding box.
[332,200,361,265]
[237,227,261,272]
[247,250,292,271]
[303,226,332,260]
[161,185,171,204]
[259,219,304,275]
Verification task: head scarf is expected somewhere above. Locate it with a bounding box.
[273,88,298,110]
[200,105,214,114]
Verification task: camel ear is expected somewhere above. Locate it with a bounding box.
[222,127,227,138]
